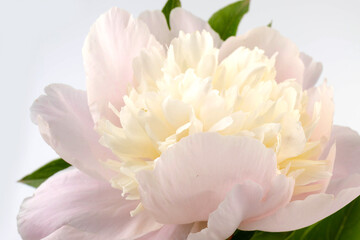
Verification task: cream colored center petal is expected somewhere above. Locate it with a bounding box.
[97,30,333,203]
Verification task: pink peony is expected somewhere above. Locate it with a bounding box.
[18,7,360,240]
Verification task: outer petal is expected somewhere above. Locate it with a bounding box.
[138,224,193,240]
[18,168,162,240]
[189,176,293,240]
[240,187,360,232]
[300,52,323,89]
[323,126,360,194]
[31,84,115,180]
[240,126,360,232]
[219,26,304,85]
[83,7,162,126]
[169,8,222,47]
[41,226,97,240]
[138,10,172,46]
[137,133,293,225]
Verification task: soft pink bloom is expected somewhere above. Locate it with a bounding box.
[18,7,360,240]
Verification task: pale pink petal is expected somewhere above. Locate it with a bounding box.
[83,7,162,126]
[138,10,172,46]
[322,126,360,195]
[169,8,222,47]
[307,81,334,142]
[300,52,323,89]
[137,133,293,225]
[239,126,360,232]
[240,187,360,232]
[138,224,193,240]
[31,84,115,180]
[189,176,293,240]
[219,26,304,85]
[18,168,162,240]
[41,226,97,240]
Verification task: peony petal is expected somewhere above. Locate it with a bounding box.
[18,168,162,240]
[83,7,162,126]
[138,10,172,46]
[31,84,115,180]
[306,81,334,142]
[169,8,222,47]
[188,176,293,240]
[241,126,360,231]
[219,26,304,85]
[164,31,218,79]
[300,52,323,89]
[41,226,97,240]
[323,126,360,195]
[240,187,360,232]
[137,132,293,225]
[138,224,193,240]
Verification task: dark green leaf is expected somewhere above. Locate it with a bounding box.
[231,229,255,240]
[18,158,71,188]
[250,231,292,240]
[250,195,360,240]
[162,0,181,29]
[208,0,250,40]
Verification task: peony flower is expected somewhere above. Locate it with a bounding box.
[18,6,360,240]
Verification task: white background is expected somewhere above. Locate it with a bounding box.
[1,0,359,238]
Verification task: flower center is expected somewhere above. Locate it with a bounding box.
[97,31,333,206]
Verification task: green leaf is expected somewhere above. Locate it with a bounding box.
[18,158,71,188]
[250,231,292,240]
[231,229,255,240]
[162,0,181,29]
[208,0,250,40]
[249,195,360,240]
[267,20,273,28]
